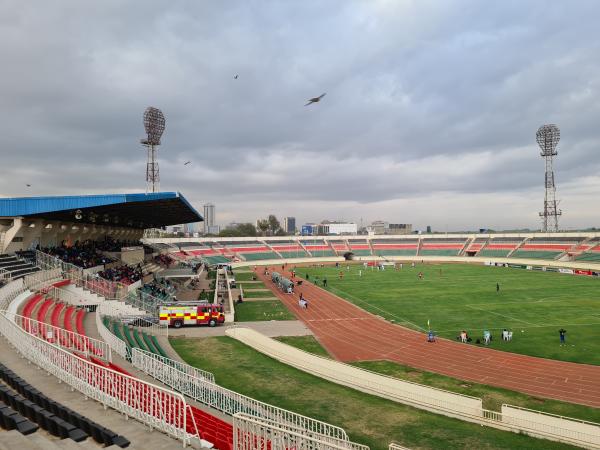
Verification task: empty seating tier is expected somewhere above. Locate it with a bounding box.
[372,239,419,256]
[420,238,466,256]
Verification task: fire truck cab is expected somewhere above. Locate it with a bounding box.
[159,302,225,328]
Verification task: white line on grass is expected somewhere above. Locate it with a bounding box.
[464,304,535,325]
[432,322,600,333]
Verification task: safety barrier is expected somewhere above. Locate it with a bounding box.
[96,302,129,360]
[93,315,349,441]
[132,347,215,383]
[226,328,483,417]
[233,413,368,450]
[227,328,600,449]
[0,298,196,447]
[11,312,111,361]
[0,278,26,310]
[98,297,168,337]
[388,443,412,450]
[501,405,600,448]
[35,251,128,300]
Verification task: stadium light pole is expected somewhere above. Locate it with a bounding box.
[141,107,166,194]
[536,124,561,232]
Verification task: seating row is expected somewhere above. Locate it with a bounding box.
[0,363,129,446]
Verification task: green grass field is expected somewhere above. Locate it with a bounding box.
[234,299,295,321]
[302,263,600,364]
[171,336,578,450]
[240,289,275,298]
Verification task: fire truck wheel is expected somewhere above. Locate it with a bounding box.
[208,319,217,327]
[173,320,183,329]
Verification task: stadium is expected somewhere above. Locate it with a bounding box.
[1,193,600,449]
[2,2,600,450]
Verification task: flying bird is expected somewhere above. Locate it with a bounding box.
[234,75,239,79]
[305,93,326,106]
[26,184,31,187]
[184,161,191,166]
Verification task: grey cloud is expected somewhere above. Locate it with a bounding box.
[0,0,599,229]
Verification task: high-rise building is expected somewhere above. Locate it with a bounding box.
[283,217,296,234]
[203,203,215,234]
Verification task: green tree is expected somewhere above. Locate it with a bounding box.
[267,215,281,234]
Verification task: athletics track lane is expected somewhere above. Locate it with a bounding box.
[256,268,600,408]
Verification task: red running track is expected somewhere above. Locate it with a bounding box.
[256,269,600,408]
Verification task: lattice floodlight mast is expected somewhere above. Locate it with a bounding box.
[536,124,561,232]
[141,107,166,193]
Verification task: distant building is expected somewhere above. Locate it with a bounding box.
[367,221,412,235]
[283,217,296,234]
[203,203,215,234]
[207,225,220,235]
[301,224,316,235]
[426,225,432,233]
[317,221,357,235]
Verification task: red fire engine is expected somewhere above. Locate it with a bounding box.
[159,302,225,328]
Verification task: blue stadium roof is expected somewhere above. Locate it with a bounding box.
[0,192,202,229]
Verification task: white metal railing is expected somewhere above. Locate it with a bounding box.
[500,404,600,448]
[0,267,11,281]
[23,269,62,292]
[96,303,129,360]
[99,298,168,337]
[35,250,128,300]
[0,278,27,310]
[131,347,215,383]
[128,342,348,441]
[389,443,412,450]
[11,312,111,362]
[233,413,368,450]
[0,309,196,446]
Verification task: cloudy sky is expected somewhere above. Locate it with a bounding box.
[1,1,599,231]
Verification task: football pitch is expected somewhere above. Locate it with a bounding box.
[302,263,600,365]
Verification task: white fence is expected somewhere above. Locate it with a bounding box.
[233,413,368,450]
[96,302,129,360]
[226,328,482,417]
[131,347,215,383]
[501,405,600,448]
[0,308,196,446]
[97,297,168,337]
[11,312,111,362]
[228,327,600,450]
[389,444,412,450]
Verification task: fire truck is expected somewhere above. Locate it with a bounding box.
[159,302,225,328]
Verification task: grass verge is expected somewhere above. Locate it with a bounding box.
[234,299,295,321]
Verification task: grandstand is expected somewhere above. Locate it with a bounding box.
[347,238,372,256]
[371,238,419,256]
[418,237,466,256]
[301,239,336,257]
[267,239,309,258]
[512,236,583,260]
[476,236,524,257]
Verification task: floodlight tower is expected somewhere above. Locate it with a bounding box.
[536,124,561,232]
[141,107,166,193]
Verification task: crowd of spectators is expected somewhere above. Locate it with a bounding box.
[98,263,143,285]
[154,254,174,267]
[141,278,176,302]
[93,237,141,252]
[41,241,115,269]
